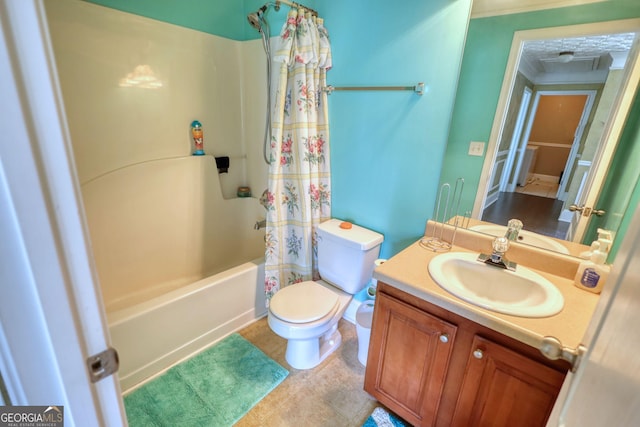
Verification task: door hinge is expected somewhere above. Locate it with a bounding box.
[539,336,586,372]
[87,347,119,383]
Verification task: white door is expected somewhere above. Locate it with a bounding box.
[555,92,596,202]
[567,41,640,242]
[0,1,126,425]
[501,86,532,193]
[546,204,640,426]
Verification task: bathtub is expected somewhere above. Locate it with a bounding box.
[79,156,267,392]
[109,259,267,393]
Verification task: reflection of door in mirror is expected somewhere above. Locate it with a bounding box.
[500,85,531,194]
[476,20,640,247]
[485,81,532,203]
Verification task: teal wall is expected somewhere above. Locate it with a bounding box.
[441,0,640,258]
[79,0,640,260]
[315,0,471,257]
[84,0,472,258]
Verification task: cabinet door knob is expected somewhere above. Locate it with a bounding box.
[473,349,484,359]
[439,333,449,343]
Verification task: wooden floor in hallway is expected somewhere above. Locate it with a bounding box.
[482,191,569,240]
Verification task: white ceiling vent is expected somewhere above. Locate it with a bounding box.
[539,55,601,73]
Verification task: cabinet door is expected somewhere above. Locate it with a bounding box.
[365,292,457,426]
[452,335,565,427]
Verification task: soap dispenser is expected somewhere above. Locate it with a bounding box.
[579,228,614,259]
[574,235,611,294]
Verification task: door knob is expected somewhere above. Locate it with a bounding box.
[569,205,606,217]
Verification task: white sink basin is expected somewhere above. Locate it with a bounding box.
[428,252,564,318]
[470,224,570,254]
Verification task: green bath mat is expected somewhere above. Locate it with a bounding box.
[124,333,289,426]
[363,407,407,427]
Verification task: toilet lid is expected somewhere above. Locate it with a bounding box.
[270,281,339,324]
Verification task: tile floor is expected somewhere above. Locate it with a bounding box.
[235,317,383,427]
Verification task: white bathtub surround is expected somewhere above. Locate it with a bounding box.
[45,1,269,200]
[44,1,273,392]
[82,156,265,312]
[45,1,270,309]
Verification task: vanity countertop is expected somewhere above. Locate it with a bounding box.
[373,232,600,351]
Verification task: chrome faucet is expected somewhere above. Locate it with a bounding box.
[477,236,517,271]
[254,219,266,230]
[504,218,523,241]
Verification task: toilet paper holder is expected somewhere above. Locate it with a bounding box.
[368,259,387,297]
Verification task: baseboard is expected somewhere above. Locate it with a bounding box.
[485,191,499,208]
[559,209,573,223]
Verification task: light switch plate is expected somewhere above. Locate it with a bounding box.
[468,141,485,156]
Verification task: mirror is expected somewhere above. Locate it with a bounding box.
[472,19,640,259]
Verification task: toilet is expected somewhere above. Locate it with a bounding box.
[268,219,383,369]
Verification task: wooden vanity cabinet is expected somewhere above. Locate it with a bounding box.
[363,287,458,425]
[364,283,569,427]
[451,334,565,427]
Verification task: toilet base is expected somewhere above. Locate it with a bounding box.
[285,323,342,370]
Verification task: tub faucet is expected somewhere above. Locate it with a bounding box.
[254,219,266,230]
[505,218,523,241]
[477,236,517,271]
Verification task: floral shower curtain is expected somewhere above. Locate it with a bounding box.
[263,9,332,304]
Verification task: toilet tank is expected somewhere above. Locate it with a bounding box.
[317,219,384,294]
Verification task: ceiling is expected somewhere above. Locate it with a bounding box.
[471,0,607,18]
[519,32,638,84]
[469,1,638,84]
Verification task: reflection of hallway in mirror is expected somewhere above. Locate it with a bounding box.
[482,192,569,240]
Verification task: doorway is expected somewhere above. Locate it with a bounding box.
[474,21,640,244]
[483,89,596,239]
[515,92,593,198]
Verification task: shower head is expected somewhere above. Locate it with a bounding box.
[247,12,261,30]
[247,4,268,31]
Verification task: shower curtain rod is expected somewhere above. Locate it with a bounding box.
[274,0,319,16]
[323,82,425,96]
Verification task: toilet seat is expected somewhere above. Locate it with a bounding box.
[269,281,339,323]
